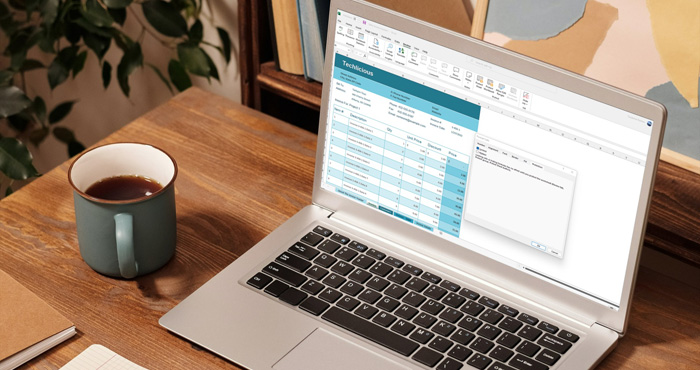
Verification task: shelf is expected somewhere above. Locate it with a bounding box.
[257,62,323,111]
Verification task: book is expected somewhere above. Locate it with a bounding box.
[266,0,281,70]
[296,0,331,82]
[60,344,147,370]
[270,0,305,75]
[0,269,76,370]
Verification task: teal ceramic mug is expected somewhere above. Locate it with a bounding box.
[68,143,178,279]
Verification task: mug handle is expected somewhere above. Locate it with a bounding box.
[114,213,139,278]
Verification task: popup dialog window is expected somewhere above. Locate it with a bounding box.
[463,135,577,258]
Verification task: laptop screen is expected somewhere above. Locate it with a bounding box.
[320,9,654,309]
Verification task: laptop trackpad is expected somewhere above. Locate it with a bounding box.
[273,328,409,370]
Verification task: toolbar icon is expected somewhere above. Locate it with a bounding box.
[487,79,493,87]
[498,83,505,90]
[477,75,483,83]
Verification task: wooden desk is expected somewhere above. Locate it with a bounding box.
[1,89,698,369]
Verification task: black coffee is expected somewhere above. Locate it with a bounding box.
[85,175,163,201]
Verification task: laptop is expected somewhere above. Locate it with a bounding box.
[160,1,666,369]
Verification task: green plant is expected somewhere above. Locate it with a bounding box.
[0,0,232,196]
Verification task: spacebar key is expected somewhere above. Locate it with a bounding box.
[322,307,419,356]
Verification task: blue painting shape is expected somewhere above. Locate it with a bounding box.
[485,0,588,40]
[645,78,700,160]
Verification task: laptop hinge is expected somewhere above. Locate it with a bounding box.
[595,321,623,336]
[313,202,335,217]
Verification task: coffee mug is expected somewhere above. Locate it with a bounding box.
[68,143,178,278]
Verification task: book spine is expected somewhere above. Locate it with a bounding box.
[270,0,304,75]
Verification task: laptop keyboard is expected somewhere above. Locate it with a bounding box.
[246,226,580,369]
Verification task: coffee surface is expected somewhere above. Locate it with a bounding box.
[85,175,163,201]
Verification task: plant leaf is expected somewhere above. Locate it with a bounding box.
[68,140,86,157]
[188,19,202,43]
[33,96,46,124]
[19,59,45,71]
[142,0,187,38]
[116,43,143,96]
[102,61,112,88]
[108,7,126,25]
[5,186,13,197]
[81,0,113,27]
[168,59,191,92]
[148,64,173,94]
[10,52,26,71]
[0,138,40,180]
[41,0,59,27]
[0,86,32,118]
[52,127,75,143]
[204,51,219,81]
[49,101,75,124]
[103,0,133,9]
[48,59,68,89]
[177,43,210,77]
[8,114,29,132]
[72,51,88,77]
[84,32,111,60]
[0,70,13,85]
[74,17,113,38]
[28,127,49,146]
[217,27,231,65]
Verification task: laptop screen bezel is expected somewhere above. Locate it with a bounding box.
[312,0,666,334]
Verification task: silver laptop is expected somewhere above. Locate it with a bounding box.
[160,1,666,369]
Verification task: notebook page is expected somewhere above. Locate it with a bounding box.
[60,344,147,370]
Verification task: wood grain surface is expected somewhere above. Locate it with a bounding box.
[1,88,698,370]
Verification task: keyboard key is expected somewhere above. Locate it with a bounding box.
[288,242,320,260]
[406,277,429,292]
[373,311,397,327]
[535,349,560,366]
[337,296,360,311]
[391,319,416,336]
[518,326,542,341]
[433,321,457,337]
[515,341,540,357]
[487,363,517,370]
[322,273,345,288]
[263,280,288,297]
[340,281,363,296]
[509,354,548,370]
[414,312,438,328]
[322,307,419,356]
[387,269,412,285]
[348,268,372,283]
[459,288,480,300]
[366,248,386,260]
[376,296,400,312]
[276,252,311,272]
[438,358,463,370]
[557,330,579,343]
[478,296,499,309]
[300,280,324,295]
[439,308,464,324]
[422,299,446,315]
[263,263,307,287]
[448,344,473,361]
[318,287,342,303]
[403,264,423,276]
[469,337,494,354]
[301,232,323,246]
[498,305,519,317]
[429,336,454,353]
[440,280,461,292]
[331,261,354,276]
[299,296,329,316]
[358,289,382,304]
[477,324,502,340]
[491,346,515,363]
[318,240,341,254]
[366,276,390,291]
[425,285,448,300]
[537,334,572,354]
[385,284,408,299]
[369,262,393,277]
[412,347,443,367]
[279,287,307,306]
[517,313,539,326]
[314,253,337,268]
[480,309,505,324]
[246,272,272,289]
[348,240,368,252]
[458,316,482,332]
[537,322,559,335]
[396,304,419,320]
[402,292,426,307]
[385,256,404,268]
[461,300,485,316]
[499,317,524,333]
[409,328,435,344]
[467,353,492,369]
[422,271,442,284]
[312,225,332,237]
[497,333,522,349]
[335,247,358,261]
[355,303,378,319]
[442,292,466,308]
[351,254,375,269]
[330,233,350,244]
[450,329,476,345]
[305,265,328,280]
